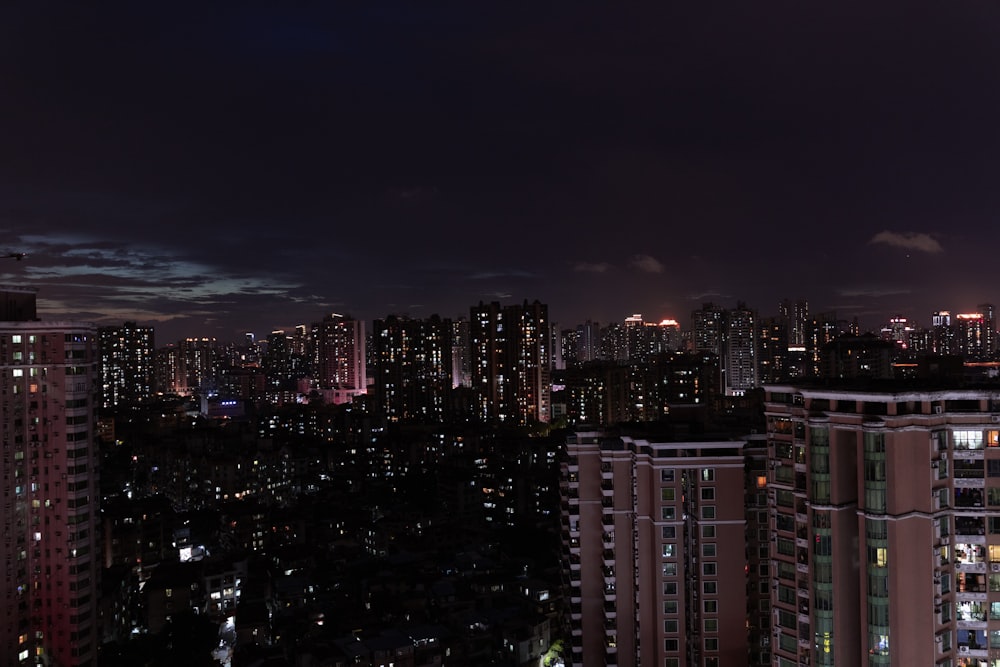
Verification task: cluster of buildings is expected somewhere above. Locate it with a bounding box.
[10,282,1000,666]
[565,384,1000,666]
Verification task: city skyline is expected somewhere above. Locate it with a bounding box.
[5,3,1000,342]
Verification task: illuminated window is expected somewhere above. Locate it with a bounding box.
[756,475,767,489]
[989,431,1000,447]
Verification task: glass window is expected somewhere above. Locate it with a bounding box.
[662,544,674,558]
[955,430,985,450]
[662,507,675,520]
[662,488,675,501]
[662,526,675,539]
[661,470,674,482]
[702,469,715,482]
[702,526,716,538]
[701,488,715,501]
[702,506,716,520]
[703,543,717,558]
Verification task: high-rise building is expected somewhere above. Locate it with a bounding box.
[0,289,100,666]
[779,298,809,349]
[470,300,551,424]
[933,310,957,355]
[955,312,989,360]
[726,302,758,396]
[759,316,790,384]
[576,320,602,364]
[692,303,725,359]
[176,337,218,394]
[764,382,1000,666]
[98,320,154,409]
[979,303,997,358]
[562,430,768,667]
[373,314,453,423]
[314,313,366,393]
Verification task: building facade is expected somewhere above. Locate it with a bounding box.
[470,300,551,424]
[765,383,1000,666]
[314,313,367,393]
[563,431,768,667]
[98,320,154,409]
[372,314,454,423]
[0,300,100,666]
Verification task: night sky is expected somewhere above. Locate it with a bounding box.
[3,2,1000,343]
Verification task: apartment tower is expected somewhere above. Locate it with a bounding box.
[98,320,154,409]
[0,288,100,666]
[563,430,768,667]
[765,382,1000,666]
[470,300,551,424]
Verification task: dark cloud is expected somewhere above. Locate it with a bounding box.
[4,1,1000,338]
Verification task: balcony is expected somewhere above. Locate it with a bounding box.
[956,516,986,537]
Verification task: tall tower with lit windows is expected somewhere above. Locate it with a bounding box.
[98,320,154,409]
[314,313,366,392]
[0,288,100,667]
[469,300,550,424]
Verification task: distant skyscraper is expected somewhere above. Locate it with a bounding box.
[0,288,100,666]
[692,303,725,359]
[263,330,294,403]
[470,300,551,424]
[550,321,565,370]
[314,313,366,392]
[179,337,218,394]
[779,298,809,349]
[979,303,997,357]
[98,320,154,409]
[576,320,601,364]
[451,317,471,388]
[725,302,758,396]
[373,314,453,423]
[758,316,790,384]
[956,311,989,360]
